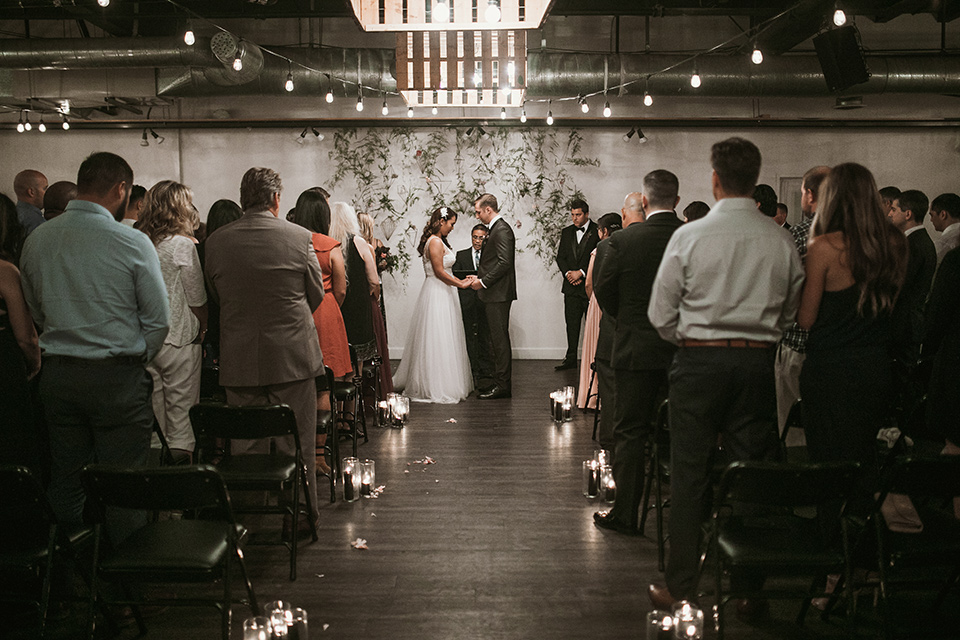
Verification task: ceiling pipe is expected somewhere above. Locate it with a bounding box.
[0,37,219,70]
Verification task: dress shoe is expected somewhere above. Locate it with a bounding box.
[554,359,577,371]
[593,511,640,536]
[735,598,769,621]
[648,584,679,610]
[478,385,511,399]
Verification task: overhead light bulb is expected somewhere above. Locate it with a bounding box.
[17,121,24,133]
[24,118,31,132]
[285,73,294,92]
[751,46,763,65]
[546,111,554,126]
[62,116,70,130]
[356,96,364,112]
[520,109,527,123]
[233,56,243,71]
[643,91,653,107]
[140,129,149,147]
[690,71,701,88]
[325,90,334,103]
[184,29,195,46]
[407,106,414,117]
[602,101,611,117]
[580,98,589,114]
[435,0,450,22]
[497,107,505,120]
[485,1,501,23]
[97,0,109,7]
[833,8,846,26]
[38,118,46,133]
[431,105,438,115]
[382,100,389,116]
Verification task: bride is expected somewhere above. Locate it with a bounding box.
[393,207,474,403]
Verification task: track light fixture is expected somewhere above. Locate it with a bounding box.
[637,128,648,143]
[149,128,164,144]
[751,44,763,65]
[465,127,474,136]
[297,128,308,145]
[622,128,636,142]
[140,129,149,147]
[602,101,612,118]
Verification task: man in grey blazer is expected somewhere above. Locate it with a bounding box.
[204,167,325,523]
[470,193,517,399]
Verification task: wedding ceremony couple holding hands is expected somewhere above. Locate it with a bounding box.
[393,193,516,404]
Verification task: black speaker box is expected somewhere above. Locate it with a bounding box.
[813,26,871,92]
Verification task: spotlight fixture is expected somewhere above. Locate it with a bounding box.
[312,128,324,140]
[325,89,334,103]
[602,101,611,118]
[477,126,489,139]
[751,45,763,65]
[356,95,364,112]
[546,110,554,126]
[285,72,294,92]
[579,95,589,113]
[232,41,244,72]
[149,128,164,144]
[16,112,24,133]
[833,7,847,26]
[184,25,195,46]
[97,0,110,7]
[690,64,702,88]
[500,107,506,120]
[520,108,527,123]
[140,129,149,147]
[37,117,46,133]
[643,91,653,107]
[465,127,474,136]
[622,128,636,143]
[297,128,308,145]
[431,106,438,115]
[382,100,389,116]
[637,128,648,143]
[485,0,501,23]
[407,106,414,117]
[434,0,450,22]
[61,115,70,130]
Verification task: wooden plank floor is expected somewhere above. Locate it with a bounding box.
[37,360,955,639]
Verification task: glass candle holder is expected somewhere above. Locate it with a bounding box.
[243,617,273,640]
[563,385,575,404]
[549,390,560,417]
[594,449,611,468]
[553,392,564,422]
[645,610,674,640]
[342,456,360,502]
[286,608,308,640]
[562,397,573,421]
[601,464,616,503]
[391,394,410,428]
[360,459,375,496]
[672,601,704,639]
[377,400,391,427]
[582,460,599,497]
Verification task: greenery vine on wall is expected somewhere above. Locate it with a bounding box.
[328,127,600,277]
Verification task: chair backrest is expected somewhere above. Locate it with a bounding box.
[0,465,57,545]
[717,461,862,509]
[190,403,300,444]
[81,464,235,520]
[881,455,960,500]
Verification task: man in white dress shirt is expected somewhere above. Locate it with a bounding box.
[646,137,805,612]
[930,193,960,265]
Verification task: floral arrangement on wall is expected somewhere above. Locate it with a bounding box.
[328,126,600,276]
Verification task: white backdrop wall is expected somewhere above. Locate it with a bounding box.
[3,126,959,359]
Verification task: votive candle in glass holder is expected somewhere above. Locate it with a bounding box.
[360,459,375,496]
[601,465,616,503]
[243,617,273,640]
[582,460,599,497]
[645,610,674,640]
[286,608,308,640]
[392,394,410,427]
[549,390,560,416]
[342,456,360,502]
[553,393,564,422]
[377,400,391,427]
[672,601,704,639]
[594,448,611,468]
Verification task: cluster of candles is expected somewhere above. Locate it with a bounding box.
[342,457,376,502]
[243,601,308,639]
[646,602,704,639]
[549,386,575,422]
[582,449,616,502]
[378,392,410,428]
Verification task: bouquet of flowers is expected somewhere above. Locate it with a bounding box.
[375,244,397,274]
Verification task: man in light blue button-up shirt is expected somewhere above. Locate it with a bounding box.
[20,152,169,544]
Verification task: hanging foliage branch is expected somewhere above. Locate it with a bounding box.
[328,127,600,277]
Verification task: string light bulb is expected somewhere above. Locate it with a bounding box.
[602,101,612,118]
[431,105,438,115]
[751,45,763,65]
[520,108,527,123]
[407,106,414,117]
[356,95,364,112]
[382,100,389,116]
[579,95,589,113]
[97,0,110,7]
[16,112,24,133]
[325,89,334,103]
[184,27,195,46]
[546,111,554,126]
[37,117,46,133]
[61,115,70,130]
[500,107,506,120]
[643,91,653,107]
[285,72,294,92]
[690,66,701,88]
[485,0,501,23]
[232,40,245,71]
[833,8,847,26]
[24,116,31,131]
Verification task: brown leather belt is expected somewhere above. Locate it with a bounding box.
[678,339,774,348]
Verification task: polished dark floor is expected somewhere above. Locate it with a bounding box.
[34,361,957,639]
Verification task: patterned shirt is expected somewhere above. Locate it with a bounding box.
[780,215,814,351]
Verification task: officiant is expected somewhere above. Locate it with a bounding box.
[453,223,491,388]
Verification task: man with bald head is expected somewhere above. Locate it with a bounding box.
[592,177,683,535]
[43,181,77,221]
[14,169,48,234]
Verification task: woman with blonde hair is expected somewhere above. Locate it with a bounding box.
[139,180,208,462]
[797,163,906,478]
[357,211,394,396]
[330,202,380,369]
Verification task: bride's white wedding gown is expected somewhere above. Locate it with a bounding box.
[393,236,474,403]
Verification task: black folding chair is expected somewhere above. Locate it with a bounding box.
[190,403,317,581]
[333,344,367,457]
[81,464,258,640]
[317,366,337,503]
[707,460,861,639]
[871,455,960,640]
[0,465,94,638]
[779,399,808,463]
[639,398,670,571]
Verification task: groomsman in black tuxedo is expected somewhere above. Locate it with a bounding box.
[470,194,516,400]
[453,223,491,387]
[555,198,600,370]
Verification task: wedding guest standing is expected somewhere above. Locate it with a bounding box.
[198,199,243,368]
[923,245,960,451]
[13,169,47,234]
[555,198,599,371]
[138,181,208,463]
[358,211,393,396]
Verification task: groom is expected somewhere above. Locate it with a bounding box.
[469,193,516,399]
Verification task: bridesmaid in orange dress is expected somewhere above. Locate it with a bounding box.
[577,213,623,409]
[294,188,351,475]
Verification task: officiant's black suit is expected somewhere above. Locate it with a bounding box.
[593,210,682,528]
[556,220,600,363]
[477,217,516,392]
[454,246,491,384]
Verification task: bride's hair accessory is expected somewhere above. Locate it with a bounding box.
[440,206,451,218]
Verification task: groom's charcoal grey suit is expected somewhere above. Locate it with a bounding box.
[477,216,517,391]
